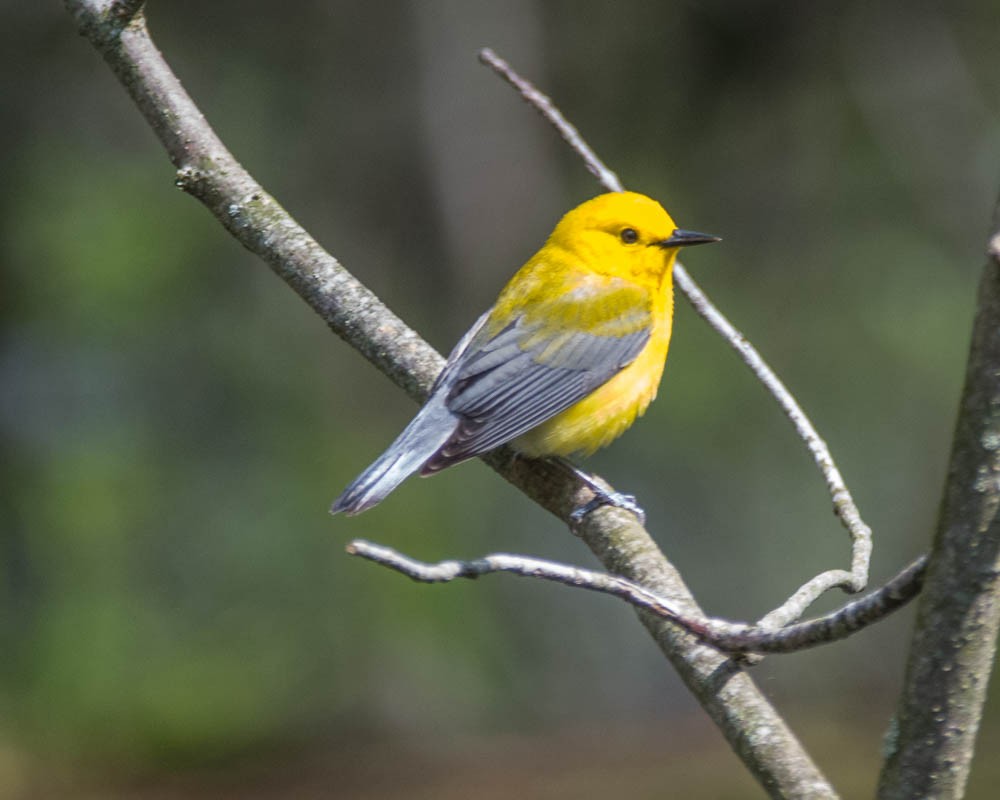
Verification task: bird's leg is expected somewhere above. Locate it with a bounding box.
[550,457,647,526]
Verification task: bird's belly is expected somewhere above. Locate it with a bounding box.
[514,327,671,458]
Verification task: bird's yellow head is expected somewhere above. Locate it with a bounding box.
[547,192,719,282]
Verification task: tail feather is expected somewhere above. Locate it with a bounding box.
[331,395,459,515]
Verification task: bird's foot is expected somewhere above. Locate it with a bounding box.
[570,488,646,527]
[546,456,647,527]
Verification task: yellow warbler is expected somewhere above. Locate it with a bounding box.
[332,191,719,517]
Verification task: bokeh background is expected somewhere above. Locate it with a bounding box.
[3,1,1000,797]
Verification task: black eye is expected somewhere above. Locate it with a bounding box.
[620,227,639,244]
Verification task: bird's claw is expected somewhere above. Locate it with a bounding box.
[570,490,647,527]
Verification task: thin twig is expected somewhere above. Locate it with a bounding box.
[348,540,927,654]
[480,47,873,606]
[479,49,625,193]
[674,267,873,596]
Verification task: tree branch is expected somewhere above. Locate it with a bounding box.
[66,4,839,795]
[348,539,927,654]
[877,210,1000,799]
[478,48,625,193]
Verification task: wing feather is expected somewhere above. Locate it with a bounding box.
[421,271,653,473]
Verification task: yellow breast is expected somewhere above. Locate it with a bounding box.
[514,285,673,458]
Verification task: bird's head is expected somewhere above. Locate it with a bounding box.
[548,191,720,282]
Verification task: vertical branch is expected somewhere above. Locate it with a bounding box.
[877,214,1000,799]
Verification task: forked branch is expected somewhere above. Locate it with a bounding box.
[349,539,927,654]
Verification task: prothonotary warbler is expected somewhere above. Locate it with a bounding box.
[331,191,719,519]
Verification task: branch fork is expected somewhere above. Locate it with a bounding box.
[348,539,928,655]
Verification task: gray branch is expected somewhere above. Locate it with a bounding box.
[479,48,626,193]
[348,540,927,654]
[877,217,1000,799]
[66,3,842,796]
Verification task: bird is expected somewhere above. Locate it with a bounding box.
[331,191,719,519]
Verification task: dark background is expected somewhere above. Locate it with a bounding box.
[2,2,999,797]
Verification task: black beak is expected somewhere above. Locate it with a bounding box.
[656,229,722,248]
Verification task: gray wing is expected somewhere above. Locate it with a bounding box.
[421,314,649,473]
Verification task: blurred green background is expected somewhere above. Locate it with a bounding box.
[2,1,999,797]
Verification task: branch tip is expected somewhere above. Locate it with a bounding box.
[66,0,145,47]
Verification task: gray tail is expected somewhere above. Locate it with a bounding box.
[331,395,458,515]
